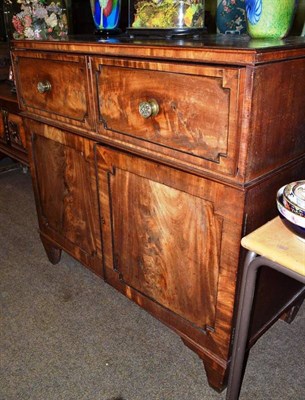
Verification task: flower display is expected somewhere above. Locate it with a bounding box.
[6,0,68,40]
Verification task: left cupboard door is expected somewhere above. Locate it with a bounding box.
[25,119,103,276]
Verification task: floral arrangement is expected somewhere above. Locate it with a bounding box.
[7,0,68,40]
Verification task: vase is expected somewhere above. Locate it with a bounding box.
[127,0,205,39]
[3,0,69,41]
[245,0,297,39]
[90,0,121,33]
[216,0,247,34]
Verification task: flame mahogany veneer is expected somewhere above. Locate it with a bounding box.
[12,35,305,392]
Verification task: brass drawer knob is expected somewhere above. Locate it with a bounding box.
[37,81,52,94]
[138,99,159,118]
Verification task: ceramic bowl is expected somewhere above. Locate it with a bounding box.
[283,180,305,210]
[276,186,305,242]
[282,194,305,217]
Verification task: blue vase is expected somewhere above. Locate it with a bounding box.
[90,0,121,31]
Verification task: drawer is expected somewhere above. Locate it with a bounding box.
[94,57,244,177]
[13,51,94,131]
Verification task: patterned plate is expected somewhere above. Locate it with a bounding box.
[284,181,305,210]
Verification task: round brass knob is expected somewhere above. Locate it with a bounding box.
[138,99,159,119]
[37,81,52,94]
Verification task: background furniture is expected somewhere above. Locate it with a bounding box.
[11,35,305,392]
[0,80,27,165]
[226,217,305,399]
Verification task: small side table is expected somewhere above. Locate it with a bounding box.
[226,217,305,400]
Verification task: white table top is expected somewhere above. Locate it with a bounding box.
[241,217,305,277]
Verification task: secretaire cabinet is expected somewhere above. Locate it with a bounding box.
[12,36,305,391]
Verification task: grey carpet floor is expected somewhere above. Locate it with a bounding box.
[0,166,304,400]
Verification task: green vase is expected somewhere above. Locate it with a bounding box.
[246,0,297,39]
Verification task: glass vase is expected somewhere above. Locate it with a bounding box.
[90,0,121,33]
[127,0,206,38]
[245,0,297,39]
[3,0,69,41]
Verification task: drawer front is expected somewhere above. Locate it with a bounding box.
[94,57,244,177]
[13,51,94,131]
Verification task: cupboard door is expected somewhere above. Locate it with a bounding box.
[96,144,244,334]
[26,120,103,275]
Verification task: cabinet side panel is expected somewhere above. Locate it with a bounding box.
[247,58,305,180]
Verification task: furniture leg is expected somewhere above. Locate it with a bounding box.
[40,234,62,264]
[181,337,227,392]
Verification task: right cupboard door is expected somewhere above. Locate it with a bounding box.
[95,144,244,360]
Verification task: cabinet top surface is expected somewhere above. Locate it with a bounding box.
[12,34,305,66]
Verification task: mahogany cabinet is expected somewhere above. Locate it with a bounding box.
[0,81,27,165]
[11,36,305,392]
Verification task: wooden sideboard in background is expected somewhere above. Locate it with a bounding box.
[0,80,28,165]
[11,35,305,392]
[0,41,27,165]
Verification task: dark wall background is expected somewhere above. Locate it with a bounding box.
[0,0,7,41]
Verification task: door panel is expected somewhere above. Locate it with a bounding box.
[27,120,103,275]
[96,144,244,333]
